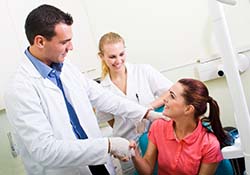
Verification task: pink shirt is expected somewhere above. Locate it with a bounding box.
[148,119,223,175]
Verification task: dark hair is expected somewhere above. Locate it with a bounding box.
[178,78,230,148]
[25,4,73,45]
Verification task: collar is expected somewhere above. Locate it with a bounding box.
[25,48,63,78]
[166,120,203,145]
[50,62,63,77]
[101,63,130,87]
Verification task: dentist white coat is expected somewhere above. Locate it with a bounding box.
[97,63,172,141]
[4,56,147,175]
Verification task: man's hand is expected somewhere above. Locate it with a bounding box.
[108,137,132,161]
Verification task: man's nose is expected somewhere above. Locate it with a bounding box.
[67,41,73,51]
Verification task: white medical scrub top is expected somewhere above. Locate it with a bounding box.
[96,63,173,141]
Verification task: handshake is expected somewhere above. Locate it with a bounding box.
[108,137,135,161]
[108,109,169,160]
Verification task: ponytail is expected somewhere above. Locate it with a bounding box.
[101,60,109,80]
[178,78,232,148]
[203,97,231,148]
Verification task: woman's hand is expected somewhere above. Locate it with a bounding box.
[129,140,140,157]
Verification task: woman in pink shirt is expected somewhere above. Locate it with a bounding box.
[130,78,231,175]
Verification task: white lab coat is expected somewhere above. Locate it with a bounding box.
[96,63,173,141]
[96,63,172,175]
[4,57,147,175]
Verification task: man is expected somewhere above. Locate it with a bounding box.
[4,4,161,175]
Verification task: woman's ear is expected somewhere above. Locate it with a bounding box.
[98,52,104,60]
[34,35,45,48]
[184,104,195,115]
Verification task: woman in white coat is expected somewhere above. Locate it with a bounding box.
[4,5,159,175]
[96,32,173,175]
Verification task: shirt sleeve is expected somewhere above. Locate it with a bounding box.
[148,120,161,146]
[95,110,114,123]
[144,64,173,96]
[202,134,223,163]
[84,77,147,121]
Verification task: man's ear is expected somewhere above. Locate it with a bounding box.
[33,35,45,48]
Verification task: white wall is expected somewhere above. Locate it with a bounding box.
[0,0,22,109]
[159,52,250,127]
[83,0,250,67]
[81,0,250,126]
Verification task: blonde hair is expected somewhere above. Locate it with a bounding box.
[98,32,125,79]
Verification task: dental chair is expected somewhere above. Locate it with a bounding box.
[215,159,234,175]
[222,127,246,175]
